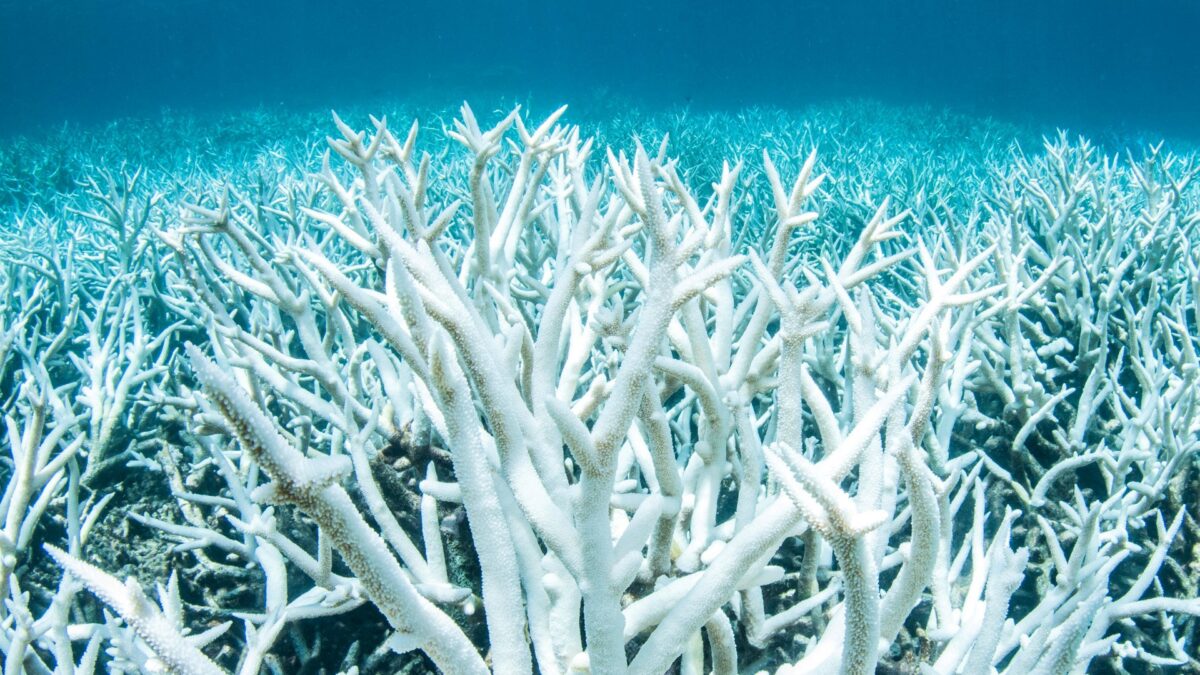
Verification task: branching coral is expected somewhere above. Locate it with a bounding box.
[0,101,1197,674]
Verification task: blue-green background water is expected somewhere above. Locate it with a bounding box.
[2,0,1199,139]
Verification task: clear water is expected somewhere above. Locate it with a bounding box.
[3,0,1199,139]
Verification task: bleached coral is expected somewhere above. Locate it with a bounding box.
[0,101,1197,674]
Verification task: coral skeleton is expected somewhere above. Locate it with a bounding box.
[0,100,1198,674]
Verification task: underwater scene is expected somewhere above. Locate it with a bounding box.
[1,1,1199,674]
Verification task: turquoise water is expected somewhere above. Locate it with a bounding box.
[2,0,1199,139]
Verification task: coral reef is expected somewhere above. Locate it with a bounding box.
[0,100,1198,674]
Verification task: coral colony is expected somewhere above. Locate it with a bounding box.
[0,101,1198,675]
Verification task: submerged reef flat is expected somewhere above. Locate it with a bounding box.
[0,99,1197,674]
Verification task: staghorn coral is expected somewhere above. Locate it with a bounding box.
[0,100,1197,675]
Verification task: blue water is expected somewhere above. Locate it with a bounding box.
[2,0,1199,139]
